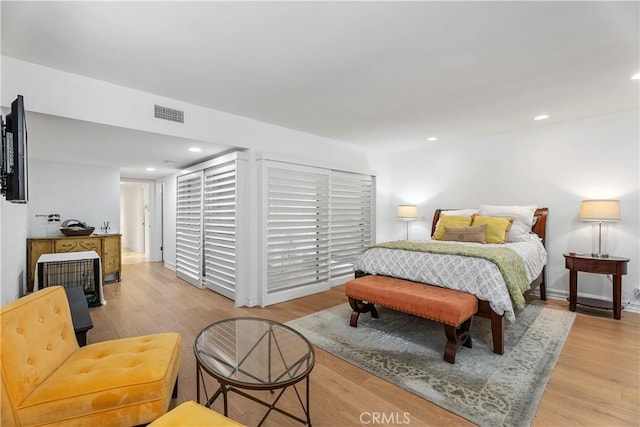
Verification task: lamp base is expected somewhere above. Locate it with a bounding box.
[591,253,610,258]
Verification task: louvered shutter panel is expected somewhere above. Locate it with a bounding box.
[203,158,237,299]
[176,171,203,287]
[265,164,331,296]
[330,171,375,280]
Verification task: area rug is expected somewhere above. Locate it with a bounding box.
[287,303,575,427]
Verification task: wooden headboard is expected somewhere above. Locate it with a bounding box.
[431,208,548,246]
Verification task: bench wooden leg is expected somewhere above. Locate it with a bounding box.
[348,297,379,327]
[443,317,473,364]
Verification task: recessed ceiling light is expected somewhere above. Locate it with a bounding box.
[427,137,438,141]
[533,114,549,121]
[145,167,156,171]
[632,73,640,80]
[189,147,202,152]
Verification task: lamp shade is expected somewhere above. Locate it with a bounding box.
[397,205,418,220]
[579,200,621,221]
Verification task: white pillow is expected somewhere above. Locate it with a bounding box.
[441,209,478,216]
[478,205,537,242]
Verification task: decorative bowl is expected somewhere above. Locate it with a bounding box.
[60,226,95,236]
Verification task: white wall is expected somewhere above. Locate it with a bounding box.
[372,110,639,308]
[27,159,120,237]
[152,180,163,262]
[120,184,144,252]
[161,173,177,270]
[143,183,150,258]
[0,199,28,303]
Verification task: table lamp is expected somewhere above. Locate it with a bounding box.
[579,199,621,258]
[397,205,418,240]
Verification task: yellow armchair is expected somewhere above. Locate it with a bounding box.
[1,286,181,426]
[149,401,245,426]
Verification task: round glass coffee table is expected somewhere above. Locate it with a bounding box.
[194,317,315,426]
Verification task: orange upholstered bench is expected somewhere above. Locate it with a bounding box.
[345,275,478,364]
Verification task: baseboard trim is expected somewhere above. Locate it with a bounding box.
[623,301,640,314]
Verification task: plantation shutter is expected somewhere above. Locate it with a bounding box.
[203,158,237,299]
[176,171,203,287]
[330,171,375,280]
[265,164,331,297]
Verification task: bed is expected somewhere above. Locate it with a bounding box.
[354,207,548,355]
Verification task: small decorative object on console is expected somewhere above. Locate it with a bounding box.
[59,219,95,236]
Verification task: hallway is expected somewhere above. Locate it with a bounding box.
[121,247,147,265]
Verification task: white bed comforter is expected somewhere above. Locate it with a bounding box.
[353,234,547,321]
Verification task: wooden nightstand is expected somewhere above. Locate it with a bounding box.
[563,253,630,319]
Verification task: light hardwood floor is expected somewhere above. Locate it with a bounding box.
[90,262,640,426]
[121,247,148,265]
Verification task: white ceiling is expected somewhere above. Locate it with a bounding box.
[2,1,639,176]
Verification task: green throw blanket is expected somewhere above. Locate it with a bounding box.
[368,241,530,310]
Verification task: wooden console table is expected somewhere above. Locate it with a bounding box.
[27,234,121,292]
[564,253,629,319]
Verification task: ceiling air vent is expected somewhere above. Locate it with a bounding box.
[154,105,184,124]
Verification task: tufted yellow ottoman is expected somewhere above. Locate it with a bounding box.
[149,400,245,426]
[1,286,181,427]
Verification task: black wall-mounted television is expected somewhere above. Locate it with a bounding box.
[1,95,28,203]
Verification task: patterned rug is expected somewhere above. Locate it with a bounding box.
[287,303,575,427]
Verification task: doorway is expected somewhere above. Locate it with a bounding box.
[120,181,150,264]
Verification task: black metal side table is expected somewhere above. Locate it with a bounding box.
[194,317,315,426]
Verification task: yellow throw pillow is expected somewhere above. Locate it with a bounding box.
[432,215,473,240]
[471,214,513,244]
[442,225,487,243]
